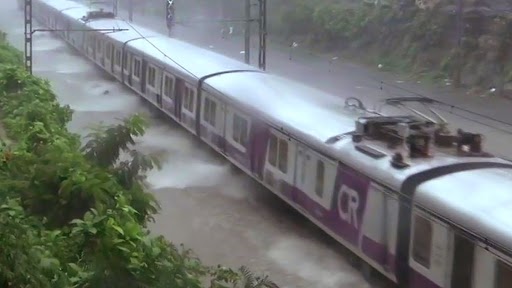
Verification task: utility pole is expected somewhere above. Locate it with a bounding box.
[112,0,118,16]
[128,0,133,21]
[453,0,464,87]
[257,0,266,70]
[24,0,33,74]
[244,0,250,64]
[23,0,127,74]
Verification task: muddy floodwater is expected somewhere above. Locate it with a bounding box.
[0,1,375,287]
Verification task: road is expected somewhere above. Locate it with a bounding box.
[104,3,512,159]
[0,1,375,287]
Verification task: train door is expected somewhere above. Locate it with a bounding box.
[449,233,475,288]
[263,130,295,201]
[104,42,113,74]
[96,36,104,67]
[174,78,184,121]
[409,210,451,288]
[294,145,309,204]
[141,59,147,95]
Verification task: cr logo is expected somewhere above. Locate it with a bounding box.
[338,184,360,229]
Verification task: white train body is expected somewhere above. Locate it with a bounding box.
[23,0,512,287]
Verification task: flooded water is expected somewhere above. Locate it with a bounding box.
[0,1,375,287]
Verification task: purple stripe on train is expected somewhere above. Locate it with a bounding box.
[286,162,400,277]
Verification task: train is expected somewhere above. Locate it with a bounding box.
[19,0,512,287]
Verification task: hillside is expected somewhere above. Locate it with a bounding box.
[126,0,512,97]
[270,0,512,96]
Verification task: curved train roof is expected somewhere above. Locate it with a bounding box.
[416,168,512,253]
[205,72,355,141]
[40,0,512,254]
[84,19,260,81]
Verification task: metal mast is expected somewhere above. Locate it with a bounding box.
[257,0,266,70]
[24,0,33,74]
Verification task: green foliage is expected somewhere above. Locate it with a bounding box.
[0,32,22,67]
[0,32,278,288]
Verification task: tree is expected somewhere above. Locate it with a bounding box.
[0,32,279,288]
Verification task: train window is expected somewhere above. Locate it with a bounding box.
[315,160,325,197]
[267,133,288,174]
[147,66,156,88]
[88,35,94,50]
[412,214,433,269]
[122,53,129,71]
[232,113,249,148]
[163,74,174,99]
[96,38,102,55]
[495,259,512,288]
[132,58,141,79]
[115,49,121,67]
[278,139,288,173]
[105,43,112,60]
[183,86,195,113]
[203,97,217,127]
[268,134,278,167]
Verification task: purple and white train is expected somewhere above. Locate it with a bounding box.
[21,0,512,287]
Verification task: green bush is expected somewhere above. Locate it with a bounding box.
[0,33,278,288]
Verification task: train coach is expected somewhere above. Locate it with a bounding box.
[22,0,512,287]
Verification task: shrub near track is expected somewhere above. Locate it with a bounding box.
[0,32,278,288]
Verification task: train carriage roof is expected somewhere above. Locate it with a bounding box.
[86,18,161,43]
[416,167,512,253]
[126,36,260,81]
[204,71,355,142]
[41,0,82,11]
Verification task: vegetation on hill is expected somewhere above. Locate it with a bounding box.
[270,0,512,96]
[131,0,512,97]
[0,32,278,288]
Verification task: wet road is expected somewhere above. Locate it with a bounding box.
[0,1,375,287]
[110,3,512,159]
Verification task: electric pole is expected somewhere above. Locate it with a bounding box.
[257,0,266,70]
[24,0,32,74]
[23,0,127,74]
[244,0,250,64]
[112,0,118,16]
[453,0,464,87]
[128,0,133,21]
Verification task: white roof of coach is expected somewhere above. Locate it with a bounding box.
[86,19,160,43]
[44,0,86,11]
[205,72,511,189]
[60,6,90,20]
[416,167,512,253]
[205,71,354,141]
[127,33,259,80]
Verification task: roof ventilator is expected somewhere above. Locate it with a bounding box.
[81,9,115,22]
[345,97,492,168]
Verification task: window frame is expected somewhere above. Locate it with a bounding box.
[122,52,128,72]
[412,213,433,269]
[232,113,249,148]
[315,159,325,197]
[182,84,196,113]
[96,37,103,57]
[162,72,175,100]
[114,48,121,67]
[147,65,157,89]
[132,57,142,80]
[495,259,512,288]
[267,132,289,174]
[203,96,217,127]
[105,42,112,61]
